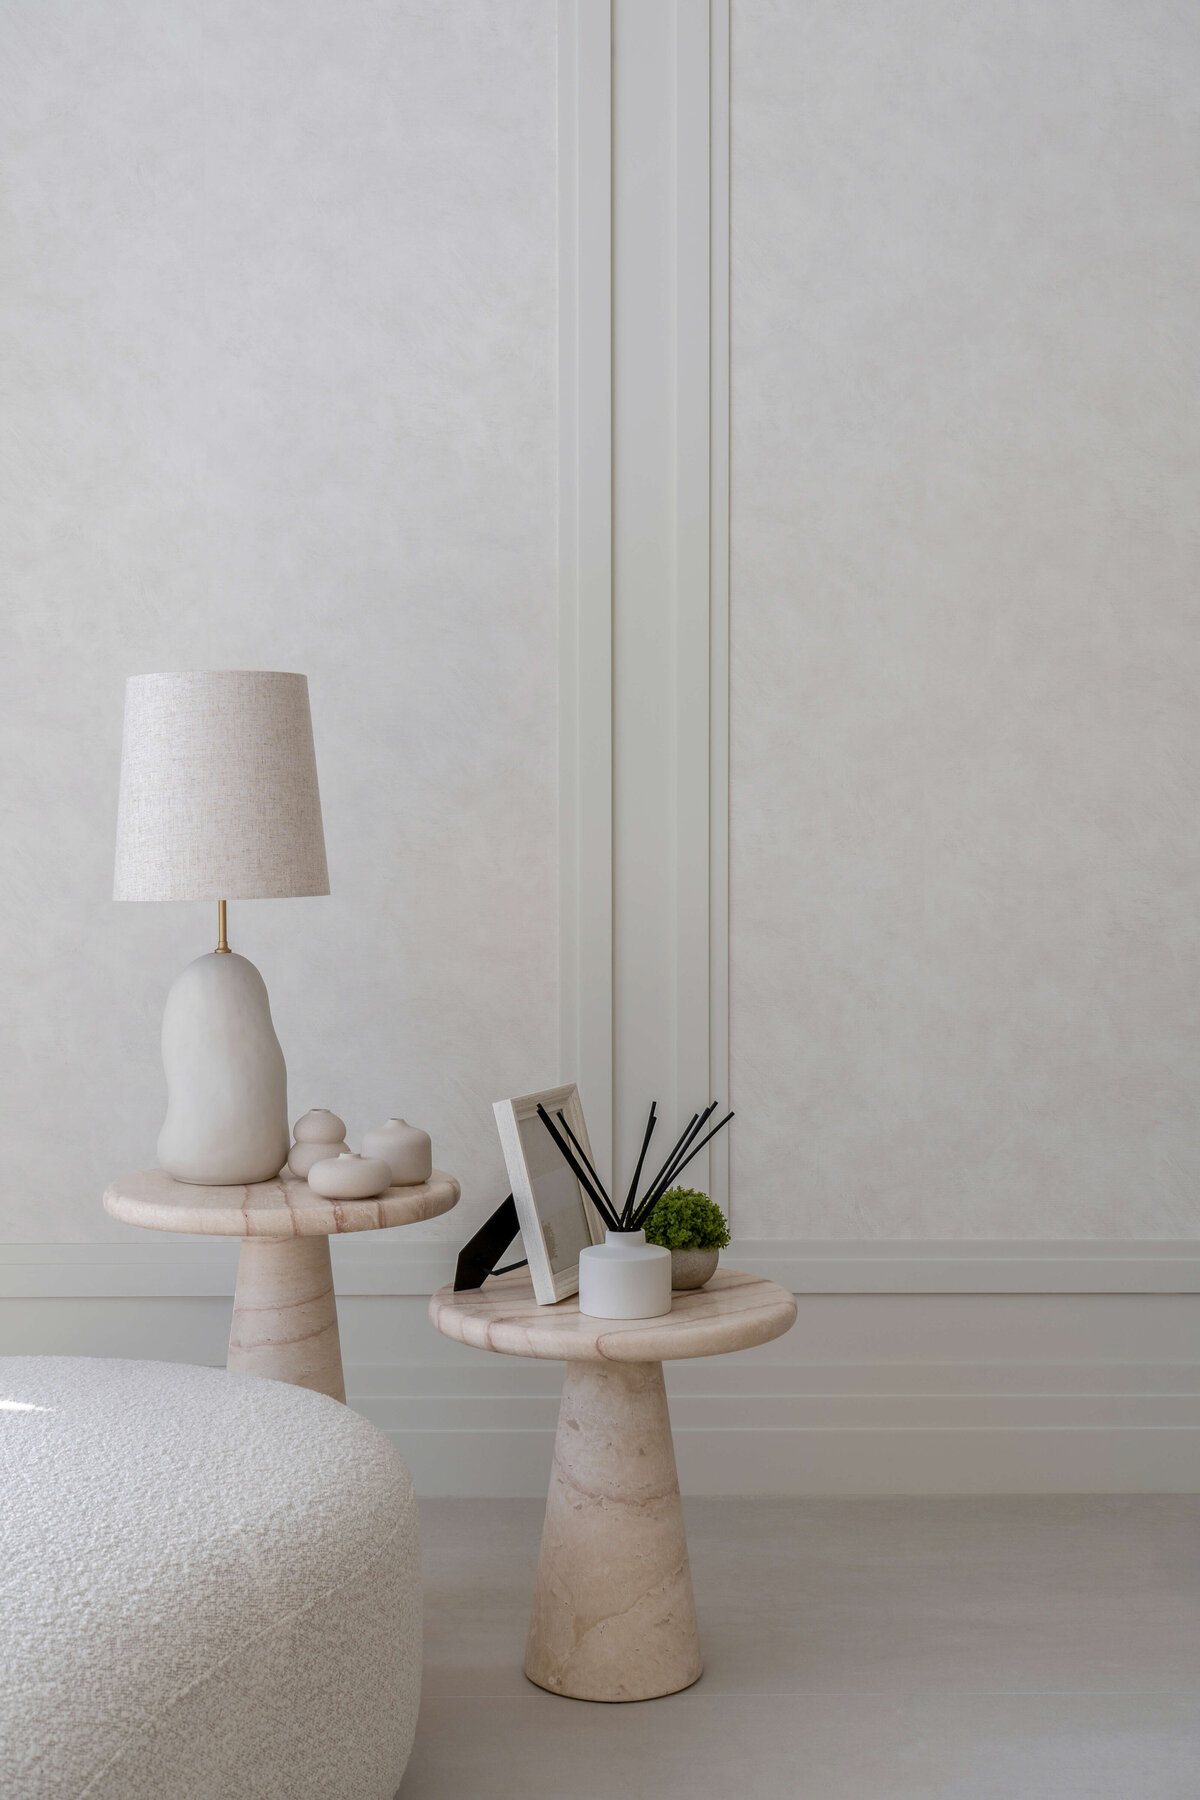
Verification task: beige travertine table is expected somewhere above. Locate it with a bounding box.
[429,1265,797,1702]
[105,1167,459,1402]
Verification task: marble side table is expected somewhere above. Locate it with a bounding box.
[105,1167,459,1403]
[429,1266,796,1702]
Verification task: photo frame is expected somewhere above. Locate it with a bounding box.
[492,1084,606,1304]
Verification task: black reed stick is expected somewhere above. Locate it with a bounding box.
[631,1110,734,1230]
[655,1101,717,1193]
[639,1112,698,1218]
[638,1103,715,1215]
[620,1101,658,1228]
[555,1111,608,1208]
[535,1106,611,1215]
[535,1105,621,1231]
[537,1096,734,1241]
[648,1109,733,1208]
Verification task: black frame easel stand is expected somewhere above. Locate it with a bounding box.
[453,1195,527,1291]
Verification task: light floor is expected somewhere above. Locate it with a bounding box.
[402,1495,1200,1799]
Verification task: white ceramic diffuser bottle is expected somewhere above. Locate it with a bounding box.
[578,1229,672,1320]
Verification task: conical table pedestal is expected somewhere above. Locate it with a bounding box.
[105,1166,460,1401]
[429,1267,796,1702]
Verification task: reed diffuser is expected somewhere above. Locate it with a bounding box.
[537,1100,733,1319]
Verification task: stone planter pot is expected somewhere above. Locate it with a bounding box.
[669,1248,719,1291]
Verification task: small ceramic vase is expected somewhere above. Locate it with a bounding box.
[288,1108,350,1179]
[669,1247,719,1291]
[288,1137,350,1179]
[361,1117,432,1186]
[578,1229,672,1320]
[292,1108,348,1143]
[307,1152,393,1201]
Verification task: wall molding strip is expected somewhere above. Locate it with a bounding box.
[596,0,732,1200]
[673,0,715,1162]
[5,1238,1200,1299]
[707,0,732,1219]
[364,1421,1200,1501]
[557,0,614,1184]
[674,0,732,1216]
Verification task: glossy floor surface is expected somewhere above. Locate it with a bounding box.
[401,1495,1200,1799]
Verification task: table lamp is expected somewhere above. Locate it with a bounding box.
[114,671,329,1185]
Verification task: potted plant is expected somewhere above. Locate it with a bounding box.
[642,1187,730,1290]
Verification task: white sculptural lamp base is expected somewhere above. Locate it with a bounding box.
[105,1167,460,1402]
[429,1267,797,1701]
[158,951,290,1185]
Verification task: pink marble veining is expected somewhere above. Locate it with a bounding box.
[430,1265,796,1702]
[104,1168,460,1238]
[429,1266,796,1364]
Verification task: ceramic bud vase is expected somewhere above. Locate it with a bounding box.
[307,1153,393,1200]
[287,1139,350,1178]
[361,1117,432,1186]
[287,1109,349,1178]
[293,1108,347,1143]
[578,1229,672,1321]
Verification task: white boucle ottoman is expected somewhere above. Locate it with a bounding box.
[0,1356,421,1800]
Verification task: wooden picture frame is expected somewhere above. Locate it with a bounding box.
[492,1084,606,1304]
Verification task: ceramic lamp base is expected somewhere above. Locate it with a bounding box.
[157,951,290,1185]
[578,1229,672,1320]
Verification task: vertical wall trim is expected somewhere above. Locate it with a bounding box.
[669,0,732,1216]
[562,1,729,1203]
[673,0,712,1142]
[708,0,732,1217]
[558,0,614,1183]
[673,0,728,1211]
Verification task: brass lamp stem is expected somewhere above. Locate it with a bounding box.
[216,899,230,953]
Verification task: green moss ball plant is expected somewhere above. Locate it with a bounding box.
[642,1188,730,1252]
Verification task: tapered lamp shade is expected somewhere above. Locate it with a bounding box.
[114,671,329,902]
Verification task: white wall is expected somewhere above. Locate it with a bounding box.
[730,0,1200,1240]
[0,0,559,1241]
[4,0,1198,1497]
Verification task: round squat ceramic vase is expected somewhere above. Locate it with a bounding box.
[287,1109,349,1178]
[361,1118,432,1187]
[307,1153,393,1201]
[292,1108,348,1143]
[288,1139,350,1179]
[578,1229,672,1321]
[669,1247,719,1291]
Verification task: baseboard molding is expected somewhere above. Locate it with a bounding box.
[5,1242,1198,1496]
[370,1425,1200,1498]
[4,1236,1200,1297]
[347,1355,1200,1496]
[737,1240,1200,1294]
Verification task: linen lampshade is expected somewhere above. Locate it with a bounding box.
[113,671,329,902]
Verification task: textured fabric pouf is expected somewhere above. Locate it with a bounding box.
[0,1356,421,1800]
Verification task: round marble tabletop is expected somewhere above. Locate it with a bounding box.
[429,1265,796,1363]
[104,1167,460,1238]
